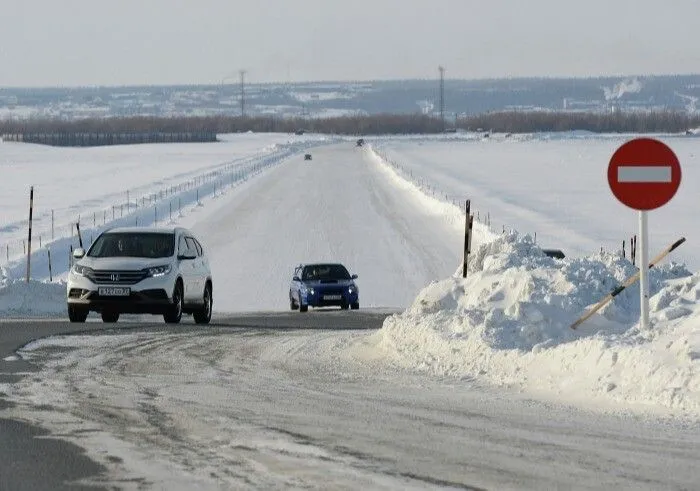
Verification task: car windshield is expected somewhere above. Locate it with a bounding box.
[88,232,175,258]
[302,264,351,281]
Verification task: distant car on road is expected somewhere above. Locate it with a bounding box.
[66,226,213,324]
[304,153,312,160]
[356,138,364,147]
[289,263,359,312]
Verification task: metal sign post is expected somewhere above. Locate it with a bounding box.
[638,211,649,330]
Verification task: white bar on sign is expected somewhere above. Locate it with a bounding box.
[617,165,672,183]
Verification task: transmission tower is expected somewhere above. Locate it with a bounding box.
[240,70,247,117]
[438,66,445,131]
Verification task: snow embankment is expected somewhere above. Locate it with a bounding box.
[0,270,66,317]
[359,231,700,418]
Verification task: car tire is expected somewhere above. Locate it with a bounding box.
[193,283,212,325]
[101,311,119,323]
[68,305,88,323]
[164,280,184,324]
[299,304,308,312]
[340,302,349,310]
[290,295,299,310]
[351,302,359,310]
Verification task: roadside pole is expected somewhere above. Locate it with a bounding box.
[26,186,34,283]
[462,200,471,278]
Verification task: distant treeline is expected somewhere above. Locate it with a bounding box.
[2,111,699,138]
[0,114,443,136]
[459,110,700,133]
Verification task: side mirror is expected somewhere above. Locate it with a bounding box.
[178,252,196,260]
[73,247,86,259]
[292,276,301,281]
[351,274,358,279]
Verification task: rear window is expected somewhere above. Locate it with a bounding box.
[88,233,175,258]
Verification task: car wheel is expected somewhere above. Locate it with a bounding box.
[290,292,299,310]
[164,280,183,324]
[351,302,359,310]
[340,302,349,310]
[101,311,119,323]
[67,305,88,323]
[193,283,212,325]
[299,303,308,312]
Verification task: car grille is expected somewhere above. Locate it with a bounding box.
[88,270,147,285]
[319,287,344,296]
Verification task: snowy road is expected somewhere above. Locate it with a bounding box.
[4,316,699,490]
[179,142,472,312]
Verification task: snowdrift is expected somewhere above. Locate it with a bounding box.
[0,269,67,317]
[366,232,700,417]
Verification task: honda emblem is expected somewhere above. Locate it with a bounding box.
[111,274,119,282]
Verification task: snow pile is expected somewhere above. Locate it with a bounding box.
[364,232,700,417]
[0,269,66,317]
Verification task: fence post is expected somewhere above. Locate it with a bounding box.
[76,222,83,248]
[26,186,34,282]
[462,200,472,279]
[48,248,53,282]
[169,202,172,221]
[154,206,157,225]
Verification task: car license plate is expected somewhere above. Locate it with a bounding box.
[98,287,130,297]
[323,295,342,300]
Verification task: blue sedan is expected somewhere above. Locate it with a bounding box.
[289,263,359,312]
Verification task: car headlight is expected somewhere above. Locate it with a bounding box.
[146,265,172,277]
[348,286,355,294]
[72,264,93,277]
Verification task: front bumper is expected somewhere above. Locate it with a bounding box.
[67,288,173,314]
[67,271,175,314]
[302,289,359,307]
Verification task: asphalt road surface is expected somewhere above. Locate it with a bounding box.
[1,313,699,490]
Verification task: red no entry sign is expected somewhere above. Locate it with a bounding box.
[607,137,681,210]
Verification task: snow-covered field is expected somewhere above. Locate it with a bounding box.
[2,132,700,419]
[0,132,333,263]
[369,132,700,270]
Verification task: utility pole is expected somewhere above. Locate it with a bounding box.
[438,66,445,132]
[240,69,247,117]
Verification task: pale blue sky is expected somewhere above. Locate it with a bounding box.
[1,0,699,87]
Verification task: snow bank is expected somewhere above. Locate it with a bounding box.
[364,231,700,417]
[0,269,66,317]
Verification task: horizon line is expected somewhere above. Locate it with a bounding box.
[3,72,700,92]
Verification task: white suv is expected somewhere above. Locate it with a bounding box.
[67,226,213,324]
